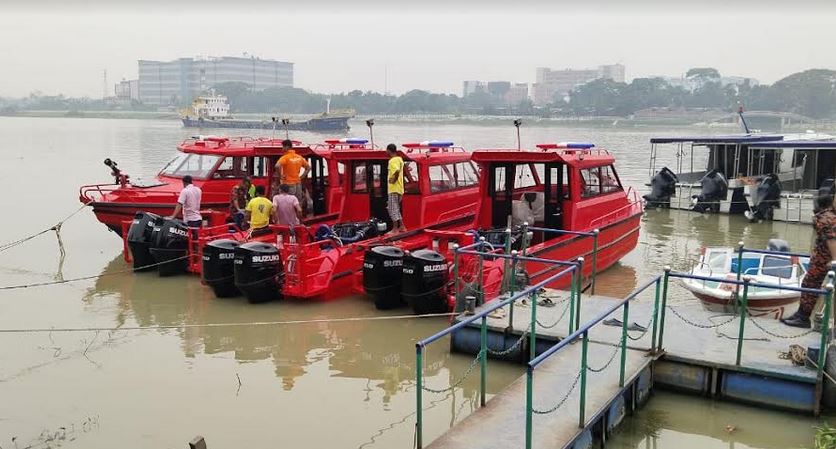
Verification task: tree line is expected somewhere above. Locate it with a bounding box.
[2,68,835,119]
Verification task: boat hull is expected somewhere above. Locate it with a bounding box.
[182,116,350,132]
[681,279,799,319]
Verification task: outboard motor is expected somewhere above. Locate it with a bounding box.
[814,178,836,214]
[745,173,781,222]
[148,218,191,276]
[126,211,162,271]
[363,245,405,310]
[692,170,728,214]
[643,167,678,208]
[402,250,449,315]
[202,239,241,297]
[767,239,791,253]
[234,242,283,303]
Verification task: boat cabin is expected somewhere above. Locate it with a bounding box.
[749,139,836,190]
[647,134,786,186]
[331,141,480,230]
[470,143,629,241]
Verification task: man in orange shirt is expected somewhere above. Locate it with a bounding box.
[275,139,310,216]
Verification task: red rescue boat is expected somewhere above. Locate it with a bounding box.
[198,141,482,302]
[79,136,348,236]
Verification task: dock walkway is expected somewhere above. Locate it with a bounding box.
[430,290,821,449]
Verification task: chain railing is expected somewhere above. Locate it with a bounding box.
[415,255,580,448]
[664,267,833,369]
[525,276,662,449]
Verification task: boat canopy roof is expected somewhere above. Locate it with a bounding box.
[332,141,470,163]
[649,134,784,145]
[471,144,614,168]
[750,139,836,149]
[178,136,304,155]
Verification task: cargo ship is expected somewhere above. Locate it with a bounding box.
[181,93,353,132]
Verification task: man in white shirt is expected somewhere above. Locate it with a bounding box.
[169,175,203,230]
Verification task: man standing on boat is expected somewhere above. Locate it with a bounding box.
[386,143,407,234]
[275,139,310,216]
[245,185,273,237]
[169,175,202,229]
[781,192,836,328]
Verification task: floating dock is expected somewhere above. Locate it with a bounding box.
[427,290,825,449]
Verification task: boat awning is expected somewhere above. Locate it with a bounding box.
[749,139,836,149]
[649,134,784,145]
[470,149,614,166]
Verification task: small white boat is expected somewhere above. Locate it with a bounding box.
[681,240,809,319]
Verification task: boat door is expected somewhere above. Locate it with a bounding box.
[364,160,390,226]
[542,163,565,237]
[307,155,328,216]
[489,164,514,228]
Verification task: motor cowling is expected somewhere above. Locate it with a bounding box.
[746,173,781,222]
[402,250,449,315]
[202,239,241,297]
[149,218,191,276]
[234,242,283,303]
[643,167,678,209]
[126,211,162,271]
[363,245,405,310]
[814,178,836,214]
[692,170,728,213]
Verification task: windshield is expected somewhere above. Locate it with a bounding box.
[159,153,221,179]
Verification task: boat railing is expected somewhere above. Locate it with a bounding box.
[589,187,642,230]
[414,244,581,448]
[79,183,181,203]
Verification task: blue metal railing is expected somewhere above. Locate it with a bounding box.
[415,253,580,448]
[524,276,662,449]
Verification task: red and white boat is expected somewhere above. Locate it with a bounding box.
[79,136,351,236]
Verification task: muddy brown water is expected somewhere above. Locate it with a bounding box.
[0,116,829,448]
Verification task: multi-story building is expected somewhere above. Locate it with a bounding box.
[463,80,487,97]
[114,79,139,102]
[137,56,294,106]
[532,64,625,106]
[505,83,530,106]
[463,80,529,107]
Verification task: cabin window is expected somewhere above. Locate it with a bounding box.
[404,161,420,194]
[494,166,507,192]
[514,164,537,189]
[213,157,240,178]
[761,256,794,279]
[352,164,368,193]
[429,164,455,193]
[455,162,479,188]
[337,162,345,186]
[600,165,622,193]
[249,157,267,177]
[160,153,220,179]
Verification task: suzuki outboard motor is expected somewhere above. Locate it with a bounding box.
[814,178,836,214]
[202,239,241,297]
[643,167,678,209]
[745,173,781,222]
[126,211,162,271]
[402,250,449,315]
[363,245,405,310]
[148,218,191,276]
[692,170,728,214]
[234,242,283,303]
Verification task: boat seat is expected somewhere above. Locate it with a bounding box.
[511,192,544,226]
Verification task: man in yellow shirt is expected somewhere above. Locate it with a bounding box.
[275,139,310,216]
[386,143,407,234]
[245,185,274,237]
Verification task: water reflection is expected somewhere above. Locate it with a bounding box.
[86,255,457,399]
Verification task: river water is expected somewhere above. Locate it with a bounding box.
[0,116,829,448]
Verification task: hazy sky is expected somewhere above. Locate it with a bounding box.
[2,1,835,98]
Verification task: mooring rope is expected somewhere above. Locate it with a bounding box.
[0,312,457,334]
[0,204,89,254]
